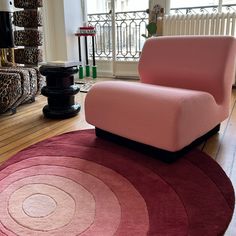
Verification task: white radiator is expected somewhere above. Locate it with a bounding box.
[163,12,236,84]
[163,12,236,36]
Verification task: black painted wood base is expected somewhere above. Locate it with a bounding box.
[40,65,81,119]
[95,124,220,163]
[42,104,81,119]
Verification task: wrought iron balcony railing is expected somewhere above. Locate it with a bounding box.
[170,4,236,15]
[88,4,236,61]
[88,10,148,61]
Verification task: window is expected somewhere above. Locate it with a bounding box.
[223,0,236,3]
[222,0,236,12]
[107,0,111,12]
[170,0,236,13]
[171,0,219,8]
[121,0,125,11]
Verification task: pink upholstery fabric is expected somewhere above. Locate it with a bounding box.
[139,36,236,107]
[86,81,222,151]
[85,36,236,152]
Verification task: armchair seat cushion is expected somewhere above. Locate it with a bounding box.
[85,81,223,152]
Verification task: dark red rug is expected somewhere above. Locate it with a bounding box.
[0,129,234,235]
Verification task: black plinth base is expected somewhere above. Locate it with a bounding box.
[43,104,81,119]
[95,124,220,163]
[40,65,80,119]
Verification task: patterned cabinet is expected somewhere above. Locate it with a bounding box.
[13,0,43,66]
[0,0,45,114]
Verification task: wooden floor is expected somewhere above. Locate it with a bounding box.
[0,83,236,235]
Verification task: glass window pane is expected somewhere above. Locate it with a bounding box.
[116,0,148,11]
[87,0,148,14]
[170,0,219,8]
[222,0,236,4]
[222,0,236,12]
[87,0,108,14]
[170,0,220,14]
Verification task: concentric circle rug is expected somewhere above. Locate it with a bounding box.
[0,130,234,235]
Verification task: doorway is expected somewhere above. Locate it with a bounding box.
[86,0,149,78]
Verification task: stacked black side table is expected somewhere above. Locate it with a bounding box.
[40,64,80,119]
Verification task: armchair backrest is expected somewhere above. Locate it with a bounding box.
[138,36,236,104]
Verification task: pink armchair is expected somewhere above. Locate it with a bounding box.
[85,36,236,160]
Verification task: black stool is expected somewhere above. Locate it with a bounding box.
[40,65,80,119]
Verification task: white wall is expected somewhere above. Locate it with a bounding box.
[42,0,84,62]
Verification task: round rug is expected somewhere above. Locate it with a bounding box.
[0,129,234,235]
